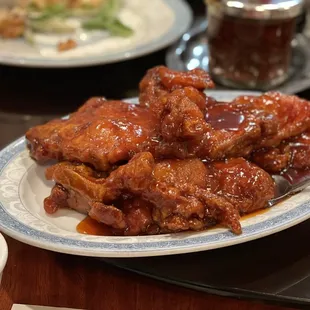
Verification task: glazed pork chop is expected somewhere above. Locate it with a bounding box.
[26,66,310,171]
[44,153,275,236]
[251,130,310,173]
[26,99,160,171]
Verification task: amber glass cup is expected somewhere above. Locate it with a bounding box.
[206,0,303,90]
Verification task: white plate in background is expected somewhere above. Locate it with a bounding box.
[0,0,192,68]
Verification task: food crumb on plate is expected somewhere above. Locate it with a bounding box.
[57,38,77,52]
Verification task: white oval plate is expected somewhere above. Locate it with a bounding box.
[0,91,310,257]
[0,0,192,68]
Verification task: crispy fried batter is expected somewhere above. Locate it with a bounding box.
[147,87,310,161]
[205,158,275,214]
[27,67,310,169]
[232,92,310,148]
[154,89,262,160]
[252,131,310,173]
[44,153,275,235]
[139,65,215,109]
[26,98,159,171]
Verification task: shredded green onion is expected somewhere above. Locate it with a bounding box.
[25,0,133,37]
[28,3,69,21]
[82,0,133,37]
[83,18,133,37]
[28,18,76,33]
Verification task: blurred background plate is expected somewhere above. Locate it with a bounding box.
[0,0,192,68]
[166,17,310,94]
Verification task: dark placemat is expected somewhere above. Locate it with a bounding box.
[105,220,310,309]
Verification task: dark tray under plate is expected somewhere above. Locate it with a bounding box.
[105,220,310,309]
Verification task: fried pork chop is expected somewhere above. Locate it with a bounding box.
[141,68,310,161]
[26,67,216,170]
[251,131,310,173]
[26,66,310,171]
[26,99,159,171]
[25,65,310,237]
[44,153,275,236]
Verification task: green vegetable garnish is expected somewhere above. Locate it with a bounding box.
[27,3,73,34]
[28,17,76,33]
[29,3,69,21]
[100,0,121,21]
[82,0,133,37]
[25,0,133,37]
[83,18,133,37]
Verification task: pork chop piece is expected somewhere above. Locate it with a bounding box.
[26,98,159,171]
[44,154,241,235]
[44,153,275,236]
[150,87,310,161]
[205,158,275,214]
[251,130,310,173]
[139,65,215,109]
[231,92,310,148]
[140,67,310,160]
[26,66,215,171]
[26,66,310,170]
[153,88,262,160]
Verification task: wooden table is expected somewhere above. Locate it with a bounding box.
[0,1,305,309]
[0,235,295,310]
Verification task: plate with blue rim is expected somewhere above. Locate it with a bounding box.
[0,0,192,68]
[0,90,310,258]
